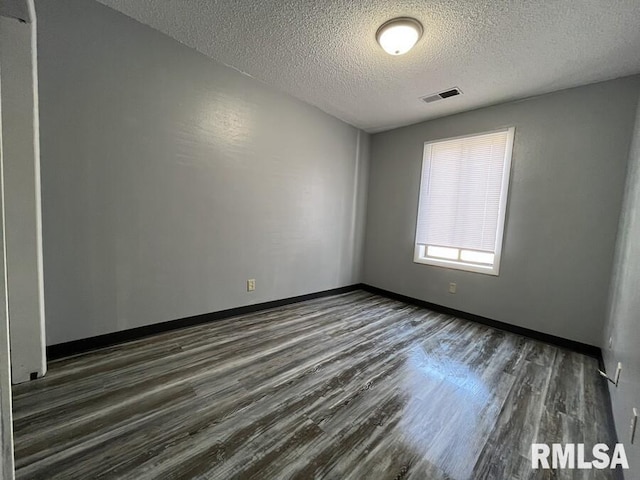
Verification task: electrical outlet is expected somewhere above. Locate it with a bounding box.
[247,279,256,292]
[614,362,622,386]
[448,282,457,294]
[631,408,638,444]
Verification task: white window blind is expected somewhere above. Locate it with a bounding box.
[414,128,514,275]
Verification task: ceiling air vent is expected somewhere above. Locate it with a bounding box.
[421,87,463,104]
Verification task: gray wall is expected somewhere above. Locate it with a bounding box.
[37,0,369,346]
[364,77,640,347]
[603,95,640,474]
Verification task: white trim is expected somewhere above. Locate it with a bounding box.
[413,127,515,276]
[29,5,46,377]
[414,245,499,275]
[492,126,515,276]
[419,126,515,147]
[0,42,16,480]
[0,9,46,382]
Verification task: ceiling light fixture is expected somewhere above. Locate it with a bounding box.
[376,17,423,56]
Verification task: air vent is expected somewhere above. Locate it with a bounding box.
[421,87,463,104]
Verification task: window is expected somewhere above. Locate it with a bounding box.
[414,127,515,275]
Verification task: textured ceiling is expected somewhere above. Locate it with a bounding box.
[96,0,640,133]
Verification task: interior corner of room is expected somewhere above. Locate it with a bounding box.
[2,0,640,478]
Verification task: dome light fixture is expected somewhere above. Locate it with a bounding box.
[376,17,423,56]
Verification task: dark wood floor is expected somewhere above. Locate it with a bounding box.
[12,291,618,479]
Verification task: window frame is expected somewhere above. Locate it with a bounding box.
[413,127,515,276]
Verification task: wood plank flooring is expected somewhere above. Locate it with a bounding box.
[12,291,619,479]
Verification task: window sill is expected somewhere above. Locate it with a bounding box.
[413,255,500,276]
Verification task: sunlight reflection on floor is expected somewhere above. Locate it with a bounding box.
[399,345,495,479]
